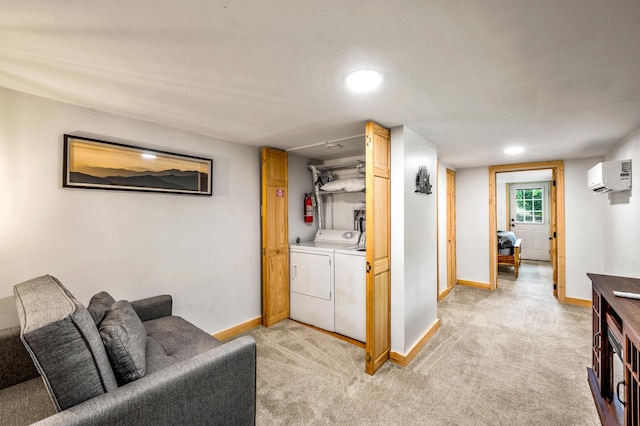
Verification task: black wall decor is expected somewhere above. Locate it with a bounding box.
[415,165,432,195]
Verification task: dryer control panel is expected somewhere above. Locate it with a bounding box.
[314,229,361,244]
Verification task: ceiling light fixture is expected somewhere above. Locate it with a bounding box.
[345,69,382,92]
[504,146,524,155]
[325,141,343,150]
[141,153,157,159]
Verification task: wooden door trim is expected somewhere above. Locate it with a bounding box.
[436,161,440,297]
[488,161,566,302]
[551,168,558,295]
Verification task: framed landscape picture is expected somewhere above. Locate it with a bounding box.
[63,135,213,196]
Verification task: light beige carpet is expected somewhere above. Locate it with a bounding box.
[246,261,600,425]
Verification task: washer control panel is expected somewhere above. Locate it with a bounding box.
[315,229,361,244]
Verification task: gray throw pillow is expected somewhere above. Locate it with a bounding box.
[99,300,147,385]
[87,291,116,325]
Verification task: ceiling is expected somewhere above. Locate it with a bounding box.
[2,0,640,167]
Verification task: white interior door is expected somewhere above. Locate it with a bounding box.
[509,182,550,261]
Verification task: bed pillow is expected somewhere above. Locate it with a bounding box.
[320,179,345,191]
[87,291,116,325]
[99,300,147,385]
[320,177,365,192]
[343,177,365,192]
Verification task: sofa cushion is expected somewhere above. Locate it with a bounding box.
[87,291,116,325]
[0,377,56,426]
[13,275,118,412]
[130,294,172,322]
[143,316,221,375]
[0,326,39,391]
[100,300,147,385]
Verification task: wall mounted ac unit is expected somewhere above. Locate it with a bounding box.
[587,159,632,194]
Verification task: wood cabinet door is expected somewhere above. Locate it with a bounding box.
[591,289,602,390]
[624,329,640,425]
[365,121,391,375]
[261,147,289,327]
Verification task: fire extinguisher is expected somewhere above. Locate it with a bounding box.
[304,193,314,223]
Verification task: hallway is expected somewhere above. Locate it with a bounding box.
[499,260,555,295]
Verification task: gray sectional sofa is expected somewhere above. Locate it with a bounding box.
[0,275,256,425]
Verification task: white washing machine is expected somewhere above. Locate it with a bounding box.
[290,230,360,332]
[334,246,366,342]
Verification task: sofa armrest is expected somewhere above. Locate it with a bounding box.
[32,335,256,426]
[130,295,172,322]
[0,326,39,390]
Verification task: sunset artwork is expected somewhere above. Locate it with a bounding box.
[63,135,212,195]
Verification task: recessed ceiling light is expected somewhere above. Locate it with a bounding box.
[345,69,382,92]
[504,146,524,155]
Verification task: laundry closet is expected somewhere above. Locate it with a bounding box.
[276,131,366,342]
[262,122,391,375]
[288,138,368,343]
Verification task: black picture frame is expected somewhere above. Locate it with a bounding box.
[63,135,213,196]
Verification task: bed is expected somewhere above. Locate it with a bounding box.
[497,231,522,278]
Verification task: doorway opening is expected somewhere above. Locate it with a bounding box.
[489,161,566,302]
[498,260,554,287]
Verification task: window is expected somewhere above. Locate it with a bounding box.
[515,187,543,223]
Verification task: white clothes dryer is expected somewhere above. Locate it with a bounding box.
[334,246,366,342]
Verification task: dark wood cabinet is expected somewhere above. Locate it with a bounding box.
[588,273,640,425]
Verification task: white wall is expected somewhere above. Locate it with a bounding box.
[564,157,606,299]
[496,181,508,231]
[321,192,365,230]
[287,153,316,244]
[0,88,262,332]
[456,167,490,284]
[604,127,640,278]
[390,127,406,353]
[391,126,438,354]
